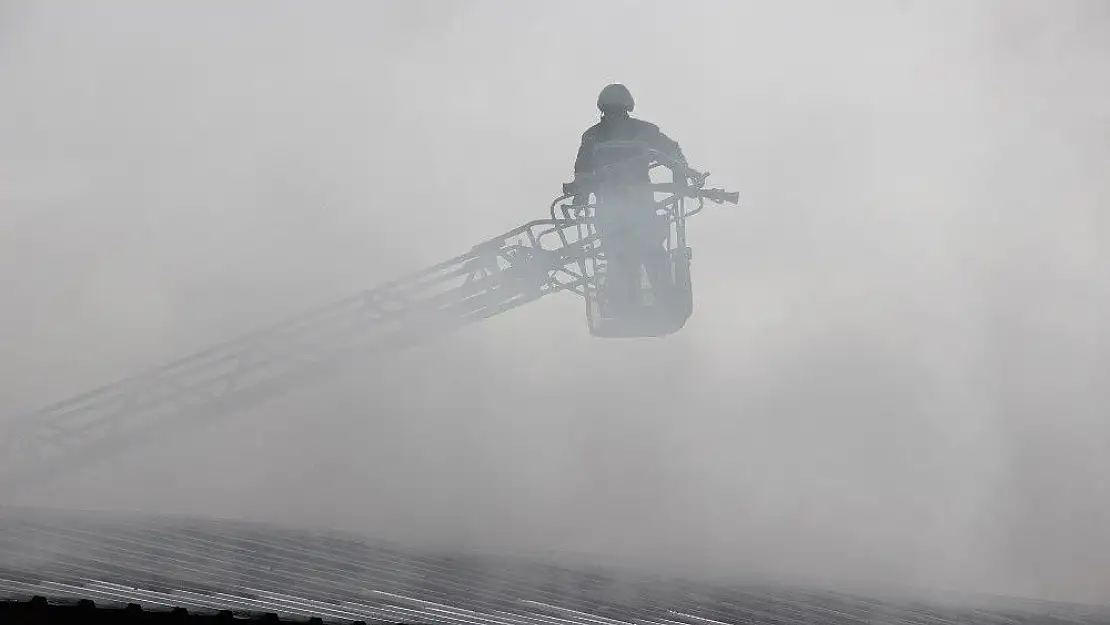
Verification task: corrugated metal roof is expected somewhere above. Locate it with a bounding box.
[1,508,1107,625]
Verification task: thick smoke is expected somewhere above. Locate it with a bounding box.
[2,0,1109,605]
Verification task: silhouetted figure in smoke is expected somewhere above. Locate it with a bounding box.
[571,83,687,315]
[573,84,686,187]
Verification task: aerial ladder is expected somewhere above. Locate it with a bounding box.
[0,150,738,493]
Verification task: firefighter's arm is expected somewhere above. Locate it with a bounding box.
[653,129,686,166]
[571,132,595,205]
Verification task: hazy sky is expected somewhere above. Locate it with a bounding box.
[2,0,1109,606]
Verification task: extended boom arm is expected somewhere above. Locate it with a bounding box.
[0,168,736,492]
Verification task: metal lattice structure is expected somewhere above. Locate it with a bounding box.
[0,155,737,492]
[0,216,599,491]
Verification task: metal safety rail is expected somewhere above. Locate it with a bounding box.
[0,217,602,492]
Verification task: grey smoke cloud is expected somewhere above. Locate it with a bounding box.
[2,0,1108,606]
